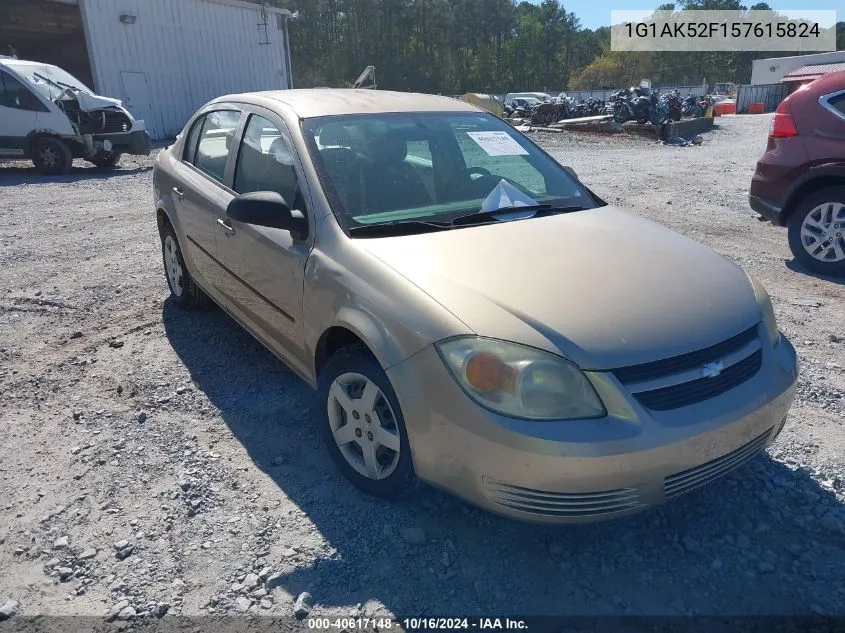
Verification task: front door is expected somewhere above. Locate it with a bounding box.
[214,109,311,377]
[0,70,49,157]
[119,71,154,136]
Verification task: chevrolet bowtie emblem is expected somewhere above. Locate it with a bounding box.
[701,361,724,378]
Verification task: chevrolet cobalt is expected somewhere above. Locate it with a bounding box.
[153,90,798,523]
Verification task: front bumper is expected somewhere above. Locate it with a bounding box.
[94,129,152,156]
[387,333,798,524]
[749,194,784,225]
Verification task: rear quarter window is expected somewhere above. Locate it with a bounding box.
[825,93,845,118]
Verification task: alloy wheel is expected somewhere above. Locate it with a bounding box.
[327,372,401,480]
[801,202,845,263]
[164,235,184,296]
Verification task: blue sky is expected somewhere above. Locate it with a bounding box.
[527,1,839,30]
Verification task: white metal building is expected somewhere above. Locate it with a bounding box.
[0,0,294,139]
[751,51,845,85]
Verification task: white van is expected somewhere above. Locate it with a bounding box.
[0,57,151,174]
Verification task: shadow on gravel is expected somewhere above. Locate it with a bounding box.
[162,300,845,617]
[786,260,845,287]
[0,164,150,186]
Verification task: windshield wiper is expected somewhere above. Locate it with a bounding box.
[347,219,454,237]
[448,204,586,226]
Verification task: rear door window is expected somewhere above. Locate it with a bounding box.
[187,110,241,183]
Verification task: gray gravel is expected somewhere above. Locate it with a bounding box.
[1,114,844,620]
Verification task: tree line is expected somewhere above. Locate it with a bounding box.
[263,0,845,93]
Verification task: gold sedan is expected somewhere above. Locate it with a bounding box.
[152,89,798,523]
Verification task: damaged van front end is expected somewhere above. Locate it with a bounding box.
[0,57,151,174]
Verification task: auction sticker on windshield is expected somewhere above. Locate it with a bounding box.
[466,131,528,157]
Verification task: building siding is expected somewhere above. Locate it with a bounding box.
[79,0,291,139]
[751,51,845,85]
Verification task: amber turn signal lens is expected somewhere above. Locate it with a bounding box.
[465,352,517,394]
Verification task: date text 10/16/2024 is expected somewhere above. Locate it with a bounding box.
[307,617,530,631]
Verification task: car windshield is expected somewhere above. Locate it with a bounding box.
[302,111,595,230]
[6,61,92,100]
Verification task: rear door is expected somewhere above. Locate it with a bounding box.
[171,108,243,294]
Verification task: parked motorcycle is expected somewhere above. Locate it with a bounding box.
[682,94,704,118]
[662,90,683,122]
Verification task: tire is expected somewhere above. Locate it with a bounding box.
[31,137,73,175]
[89,151,122,169]
[160,221,209,308]
[787,186,845,277]
[316,345,414,498]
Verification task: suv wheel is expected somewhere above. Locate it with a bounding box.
[161,222,209,308]
[788,186,845,277]
[31,137,73,175]
[316,346,413,498]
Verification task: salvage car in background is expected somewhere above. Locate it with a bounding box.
[154,89,797,523]
[0,56,151,174]
[750,71,845,277]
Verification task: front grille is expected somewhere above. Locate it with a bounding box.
[612,325,759,384]
[664,428,772,499]
[633,349,762,411]
[482,477,644,518]
[97,110,132,133]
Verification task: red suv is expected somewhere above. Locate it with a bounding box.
[749,71,845,277]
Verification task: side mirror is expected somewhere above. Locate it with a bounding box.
[226,191,308,240]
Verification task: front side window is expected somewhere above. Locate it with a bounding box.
[0,72,46,111]
[233,114,302,208]
[302,112,594,230]
[190,110,240,183]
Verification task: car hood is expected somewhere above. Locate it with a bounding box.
[74,91,127,113]
[356,206,762,370]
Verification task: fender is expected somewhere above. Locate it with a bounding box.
[25,128,79,153]
[781,163,845,224]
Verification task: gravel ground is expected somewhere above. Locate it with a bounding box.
[1,113,845,624]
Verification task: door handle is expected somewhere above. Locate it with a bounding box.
[217,218,235,234]
[172,186,184,199]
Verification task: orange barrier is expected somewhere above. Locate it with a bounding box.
[746,102,765,114]
[713,101,737,116]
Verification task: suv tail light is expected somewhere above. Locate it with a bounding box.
[770,99,798,138]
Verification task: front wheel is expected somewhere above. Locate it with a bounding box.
[316,347,413,498]
[31,137,73,175]
[787,187,845,277]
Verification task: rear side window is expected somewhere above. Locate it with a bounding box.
[824,92,845,118]
[185,110,240,183]
[0,71,47,112]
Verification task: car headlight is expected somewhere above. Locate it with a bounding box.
[435,337,606,420]
[745,273,780,347]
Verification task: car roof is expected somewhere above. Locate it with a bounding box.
[0,58,50,67]
[805,70,845,94]
[211,89,482,118]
